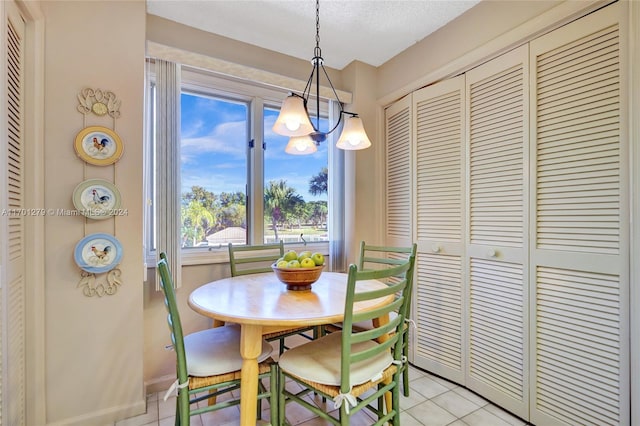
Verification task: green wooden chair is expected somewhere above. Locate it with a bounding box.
[326,241,417,397]
[157,253,277,425]
[228,241,317,354]
[228,240,285,277]
[277,251,416,426]
[354,241,417,397]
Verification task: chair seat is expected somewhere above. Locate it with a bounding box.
[185,324,273,377]
[278,331,392,386]
[351,311,399,331]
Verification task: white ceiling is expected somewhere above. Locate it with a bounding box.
[146,0,481,70]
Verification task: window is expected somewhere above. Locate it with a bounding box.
[180,91,249,249]
[263,107,328,245]
[146,63,334,264]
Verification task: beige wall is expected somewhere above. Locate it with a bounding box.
[376,0,563,104]
[39,1,146,423]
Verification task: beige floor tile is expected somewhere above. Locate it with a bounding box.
[408,375,450,399]
[483,404,527,426]
[448,420,470,426]
[451,386,489,407]
[462,407,514,426]
[399,386,430,411]
[431,389,482,418]
[406,400,458,426]
[400,410,428,426]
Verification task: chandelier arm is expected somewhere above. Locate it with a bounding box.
[302,67,315,103]
[319,62,344,112]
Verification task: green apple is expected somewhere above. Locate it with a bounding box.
[300,257,316,268]
[276,260,289,268]
[311,252,325,266]
[298,250,312,262]
[283,250,298,261]
[286,259,301,268]
[311,252,324,266]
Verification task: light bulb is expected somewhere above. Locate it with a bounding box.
[272,95,314,137]
[286,121,301,132]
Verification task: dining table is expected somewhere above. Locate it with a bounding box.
[188,270,395,426]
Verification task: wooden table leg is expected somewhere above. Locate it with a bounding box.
[239,324,263,426]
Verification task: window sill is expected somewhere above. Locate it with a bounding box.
[146,241,329,268]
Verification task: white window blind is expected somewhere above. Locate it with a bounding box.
[154,60,182,289]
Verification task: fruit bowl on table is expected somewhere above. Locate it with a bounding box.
[272,263,324,291]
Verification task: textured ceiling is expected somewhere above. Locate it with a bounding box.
[147,0,481,69]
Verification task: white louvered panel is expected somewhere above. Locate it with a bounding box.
[464,45,529,418]
[535,25,620,255]
[536,266,621,426]
[414,253,464,379]
[385,98,411,242]
[469,64,525,247]
[531,4,627,425]
[415,87,463,242]
[468,259,525,403]
[3,4,26,425]
[412,76,465,383]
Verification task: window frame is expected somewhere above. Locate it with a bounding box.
[145,63,331,266]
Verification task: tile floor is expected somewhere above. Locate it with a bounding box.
[116,336,529,426]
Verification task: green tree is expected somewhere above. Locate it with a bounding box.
[181,200,215,247]
[264,180,304,240]
[219,191,245,207]
[307,201,328,227]
[182,185,217,210]
[309,167,328,196]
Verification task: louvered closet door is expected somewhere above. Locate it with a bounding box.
[465,45,529,419]
[412,75,466,383]
[385,94,413,248]
[2,1,26,425]
[529,4,628,425]
[384,95,415,361]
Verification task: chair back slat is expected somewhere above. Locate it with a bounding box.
[339,247,416,393]
[228,241,284,276]
[157,253,189,384]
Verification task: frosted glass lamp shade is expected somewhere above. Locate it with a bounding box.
[272,96,315,137]
[285,136,318,155]
[336,116,372,150]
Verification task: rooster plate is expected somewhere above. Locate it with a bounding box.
[74,233,123,274]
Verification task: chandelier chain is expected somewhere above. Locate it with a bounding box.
[315,0,320,51]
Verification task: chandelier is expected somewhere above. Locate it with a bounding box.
[272,0,372,155]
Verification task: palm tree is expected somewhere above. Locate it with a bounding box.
[309,167,328,196]
[181,200,215,246]
[264,180,303,241]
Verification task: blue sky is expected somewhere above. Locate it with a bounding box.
[180,93,328,203]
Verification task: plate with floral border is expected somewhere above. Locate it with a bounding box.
[74,233,123,274]
[72,179,122,220]
[74,125,124,166]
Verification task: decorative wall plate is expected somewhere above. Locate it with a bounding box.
[72,179,122,220]
[74,233,123,274]
[74,126,124,166]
